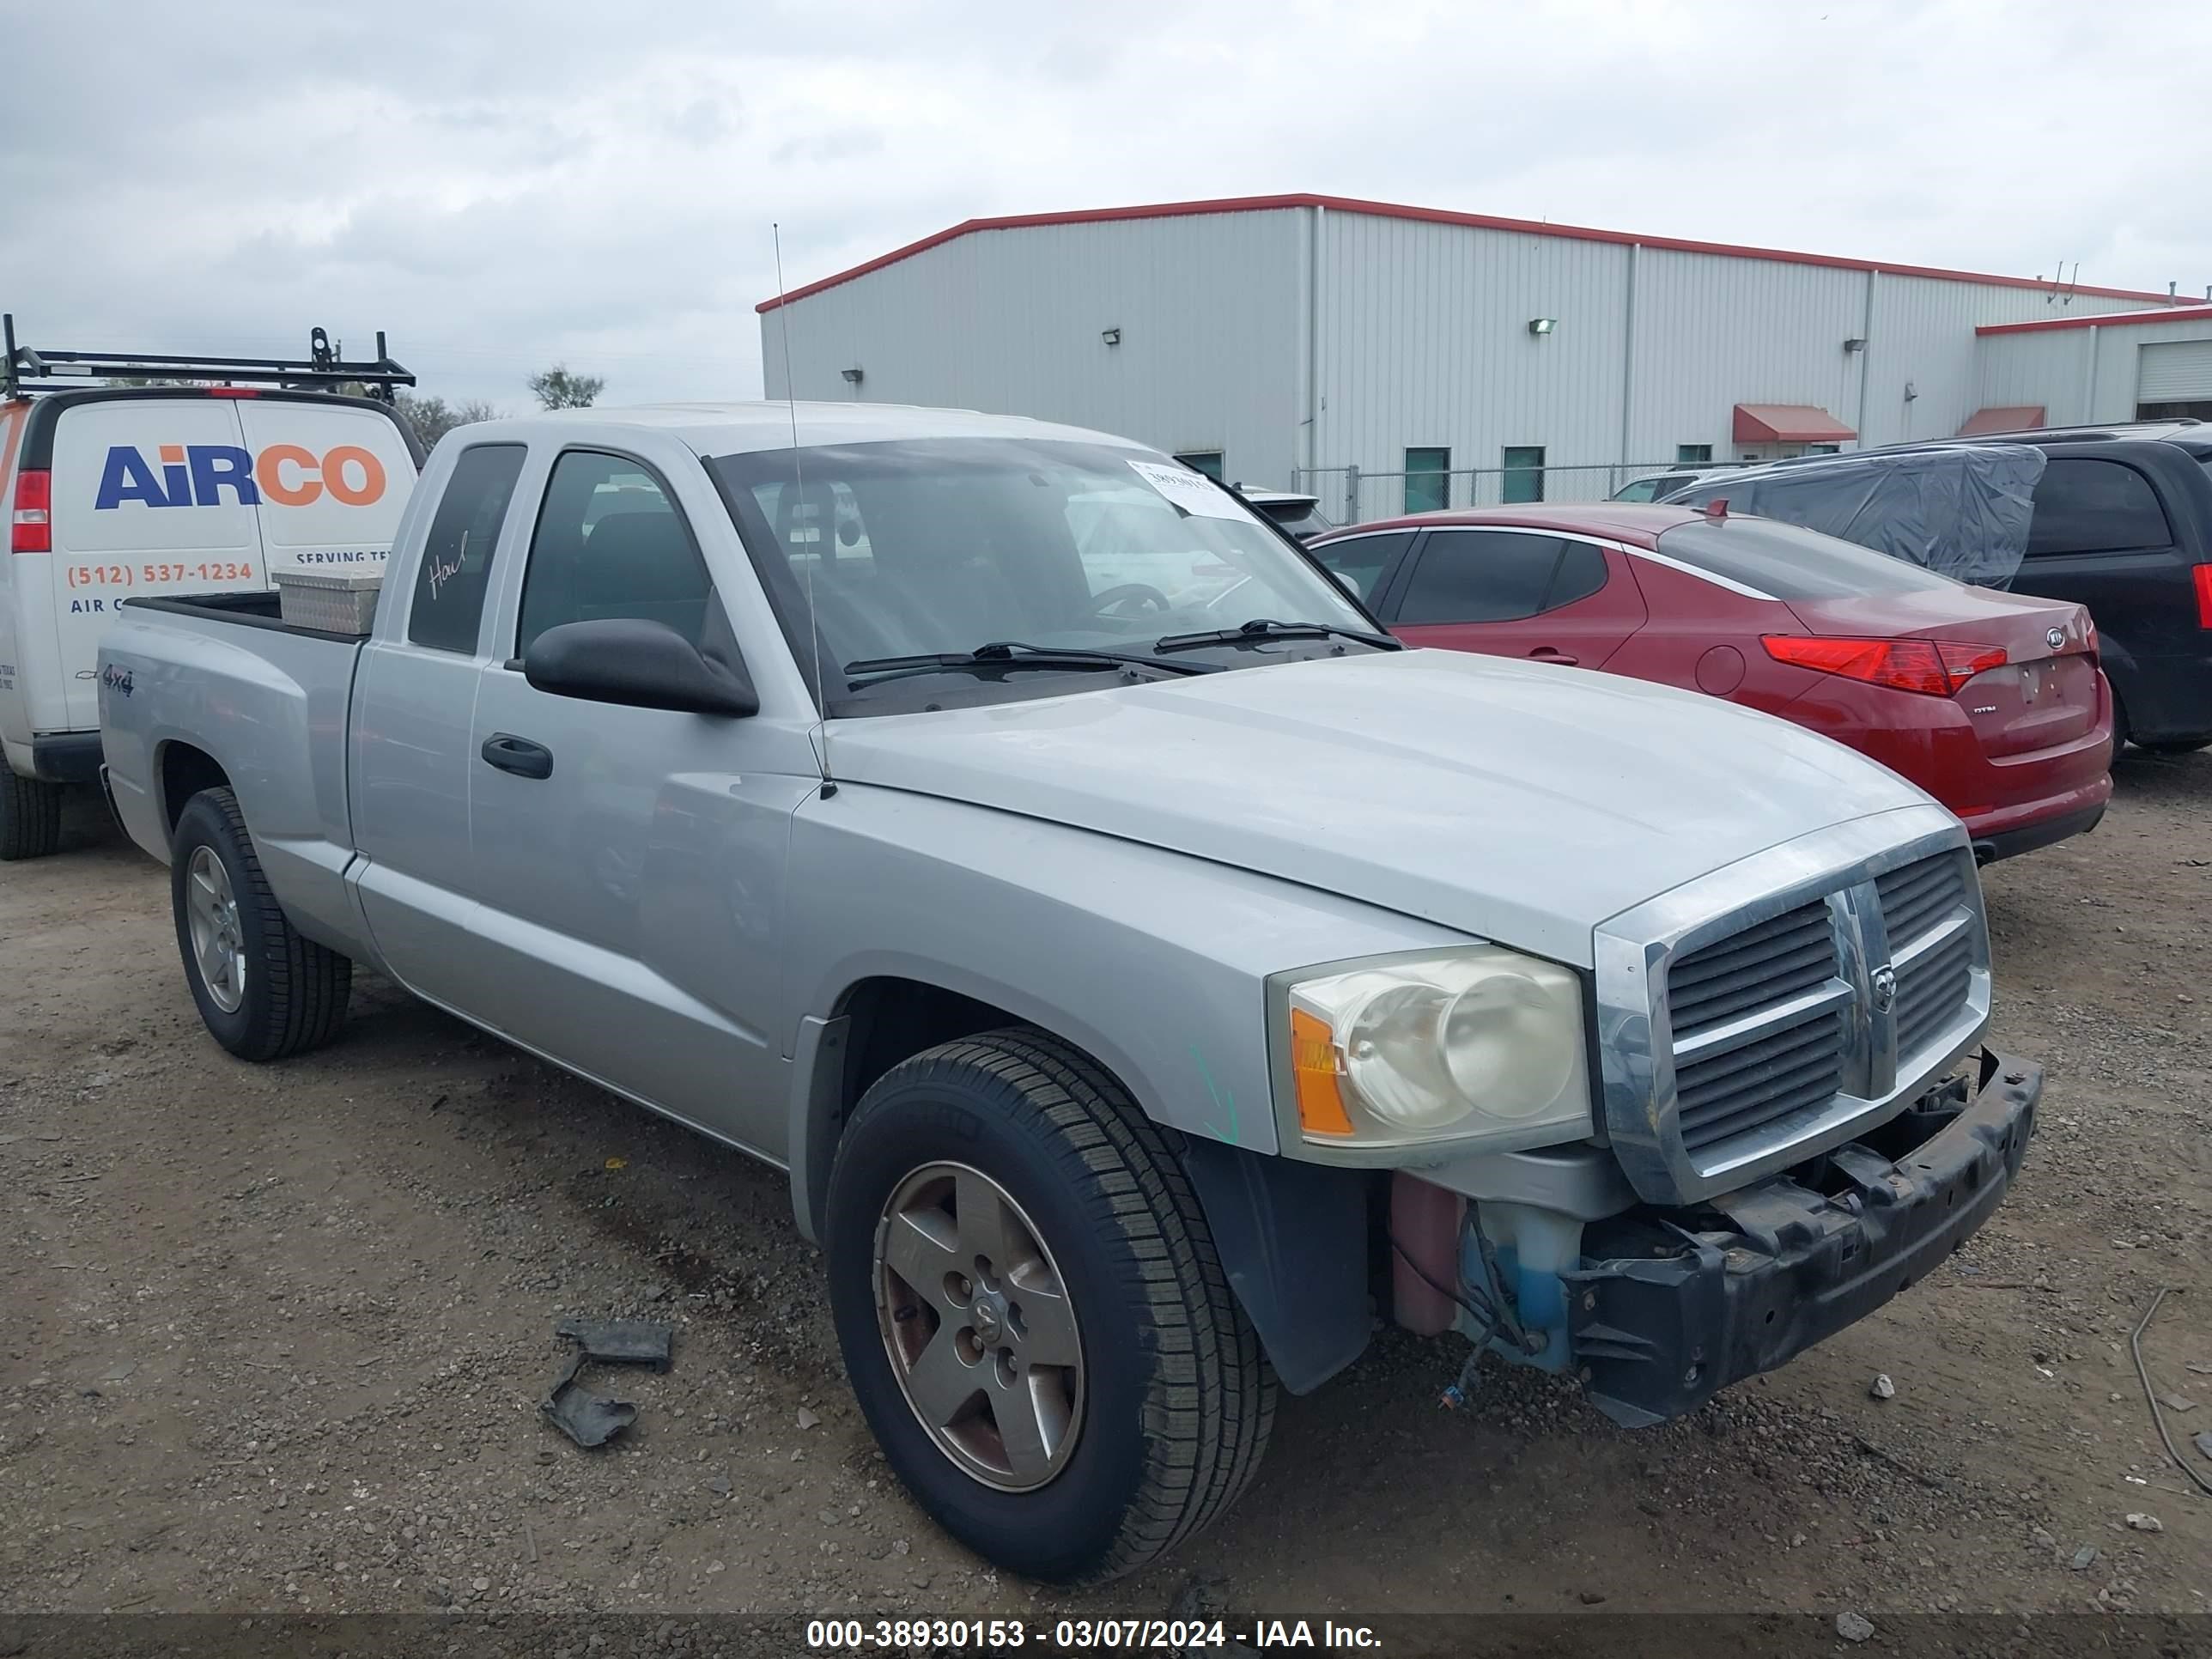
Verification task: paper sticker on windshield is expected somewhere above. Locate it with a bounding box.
[1127,459,1246,520]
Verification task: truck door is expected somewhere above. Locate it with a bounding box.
[349,441,531,1006]
[459,445,815,1158]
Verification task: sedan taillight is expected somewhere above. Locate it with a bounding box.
[2194,563,2212,630]
[1761,635,2008,697]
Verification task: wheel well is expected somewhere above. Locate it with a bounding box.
[839,976,1020,1113]
[794,976,1030,1246]
[159,743,230,835]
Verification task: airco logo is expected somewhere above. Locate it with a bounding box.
[94,444,388,510]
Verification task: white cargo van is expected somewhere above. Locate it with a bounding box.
[0,321,421,856]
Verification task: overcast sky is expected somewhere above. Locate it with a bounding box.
[5,1,2208,411]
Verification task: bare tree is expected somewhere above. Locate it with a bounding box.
[527,364,605,410]
[394,391,503,450]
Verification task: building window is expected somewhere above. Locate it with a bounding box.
[1502,446,1546,504]
[1173,450,1224,481]
[1805,443,1842,455]
[1404,447,1450,514]
[1676,444,1712,465]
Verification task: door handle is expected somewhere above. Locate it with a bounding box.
[481,732,554,780]
[1528,646,1580,666]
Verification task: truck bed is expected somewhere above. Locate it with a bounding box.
[98,591,374,960]
[126,589,371,641]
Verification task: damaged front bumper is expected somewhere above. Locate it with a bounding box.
[1564,1046,2039,1427]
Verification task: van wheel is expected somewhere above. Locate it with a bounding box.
[825,1029,1275,1584]
[0,770,64,860]
[171,787,350,1060]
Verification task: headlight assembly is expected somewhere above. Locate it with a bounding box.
[1279,946,1592,1157]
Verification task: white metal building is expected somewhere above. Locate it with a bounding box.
[758,194,2207,522]
[1974,303,2212,429]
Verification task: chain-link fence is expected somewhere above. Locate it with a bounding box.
[1291,461,1689,526]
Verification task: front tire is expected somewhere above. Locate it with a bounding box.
[825,1029,1275,1583]
[0,769,64,860]
[171,787,350,1060]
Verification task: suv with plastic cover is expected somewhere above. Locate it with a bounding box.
[99,402,2042,1583]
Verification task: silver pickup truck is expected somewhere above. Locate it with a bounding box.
[99,403,2040,1583]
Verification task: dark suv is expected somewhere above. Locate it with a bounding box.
[1976,422,2212,750]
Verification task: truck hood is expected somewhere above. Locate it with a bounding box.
[823,649,1929,966]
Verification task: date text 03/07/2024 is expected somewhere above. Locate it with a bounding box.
[805,1618,1382,1650]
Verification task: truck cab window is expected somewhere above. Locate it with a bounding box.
[517,451,716,657]
[408,445,526,653]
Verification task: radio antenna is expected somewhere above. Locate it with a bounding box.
[773,222,830,784]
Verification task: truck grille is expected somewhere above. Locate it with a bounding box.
[1877,856,1966,951]
[1669,900,1844,1154]
[1667,900,1837,1034]
[1880,855,1974,1064]
[1677,1012,1844,1153]
[1596,815,1994,1205]
[1654,848,1985,1186]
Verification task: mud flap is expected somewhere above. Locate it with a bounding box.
[1179,1136,1372,1395]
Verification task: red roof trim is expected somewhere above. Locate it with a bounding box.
[1977,303,2212,337]
[757,192,2177,313]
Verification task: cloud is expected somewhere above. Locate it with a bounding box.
[3,0,2206,409]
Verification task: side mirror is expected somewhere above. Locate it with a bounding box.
[522,618,759,717]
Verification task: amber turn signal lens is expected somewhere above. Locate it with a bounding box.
[1291,1008,1355,1136]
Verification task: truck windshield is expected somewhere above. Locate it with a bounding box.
[708,438,1379,712]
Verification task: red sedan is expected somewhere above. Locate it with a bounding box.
[1309,503,2112,862]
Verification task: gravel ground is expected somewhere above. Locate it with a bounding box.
[1,753,2206,1631]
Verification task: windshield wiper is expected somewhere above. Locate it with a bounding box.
[1152,617,1401,654]
[843,640,1218,687]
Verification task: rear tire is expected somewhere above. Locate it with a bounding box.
[0,769,64,860]
[171,787,350,1060]
[2141,738,2210,756]
[825,1028,1275,1584]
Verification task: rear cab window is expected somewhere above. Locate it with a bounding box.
[408,445,526,653]
[1653,517,1961,599]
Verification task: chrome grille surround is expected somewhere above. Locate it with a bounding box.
[1593,805,1991,1206]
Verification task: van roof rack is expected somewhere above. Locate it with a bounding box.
[2,314,415,404]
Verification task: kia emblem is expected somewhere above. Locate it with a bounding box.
[1870,963,1898,1014]
[2046,626,2065,650]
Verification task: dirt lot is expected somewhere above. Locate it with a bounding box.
[2,756,2207,1633]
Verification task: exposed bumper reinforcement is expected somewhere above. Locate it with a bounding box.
[1565,1046,2039,1427]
